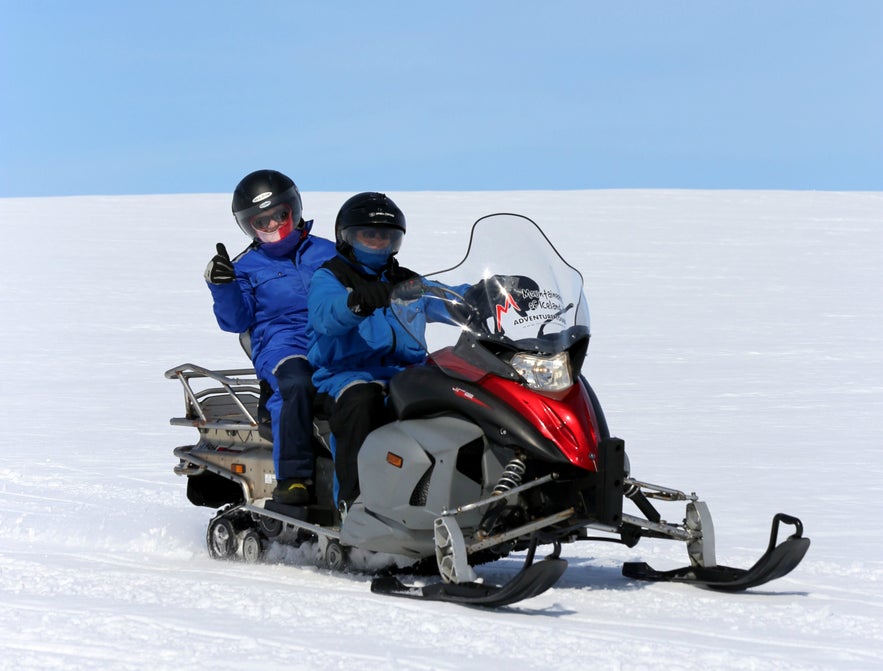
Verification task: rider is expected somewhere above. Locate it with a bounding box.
[204,169,336,505]
[306,192,424,508]
[307,193,526,507]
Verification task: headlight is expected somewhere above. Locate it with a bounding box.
[509,352,573,392]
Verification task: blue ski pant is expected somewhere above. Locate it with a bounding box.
[263,356,315,481]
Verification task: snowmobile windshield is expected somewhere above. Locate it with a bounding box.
[390,213,590,383]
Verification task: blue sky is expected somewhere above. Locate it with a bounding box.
[1,1,880,197]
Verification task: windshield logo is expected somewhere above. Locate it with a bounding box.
[495,294,522,333]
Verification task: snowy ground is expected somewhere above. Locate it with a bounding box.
[1,189,881,670]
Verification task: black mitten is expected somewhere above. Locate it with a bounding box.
[204,243,235,284]
[347,282,392,316]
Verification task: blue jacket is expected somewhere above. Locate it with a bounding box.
[207,222,336,380]
[307,257,428,399]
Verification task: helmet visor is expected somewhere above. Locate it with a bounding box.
[252,205,298,243]
[252,204,294,232]
[343,226,403,256]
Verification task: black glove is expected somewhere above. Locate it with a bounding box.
[393,277,425,301]
[204,243,235,284]
[347,282,392,316]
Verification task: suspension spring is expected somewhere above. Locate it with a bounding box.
[493,456,527,495]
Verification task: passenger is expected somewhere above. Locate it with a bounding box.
[306,192,425,508]
[204,169,336,505]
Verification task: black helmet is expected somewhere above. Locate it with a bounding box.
[231,169,304,243]
[335,192,406,264]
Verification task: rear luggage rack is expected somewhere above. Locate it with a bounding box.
[165,363,262,428]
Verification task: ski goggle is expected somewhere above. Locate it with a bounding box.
[251,205,293,232]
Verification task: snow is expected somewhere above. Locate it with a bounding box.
[1,190,881,670]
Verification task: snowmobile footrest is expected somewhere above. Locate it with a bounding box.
[623,513,810,591]
[371,558,567,607]
[264,499,310,521]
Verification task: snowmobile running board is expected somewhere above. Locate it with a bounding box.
[622,513,810,591]
[242,501,341,541]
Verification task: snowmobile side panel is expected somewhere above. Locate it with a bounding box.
[388,365,576,467]
[340,502,436,557]
[356,416,487,532]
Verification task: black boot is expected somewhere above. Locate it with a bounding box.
[273,478,311,505]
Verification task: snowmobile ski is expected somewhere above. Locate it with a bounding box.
[370,558,568,608]
[622,513,810,591]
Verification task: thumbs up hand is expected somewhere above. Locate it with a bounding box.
[204,243,236,284]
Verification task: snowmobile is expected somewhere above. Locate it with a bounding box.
[169,213,809,607]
